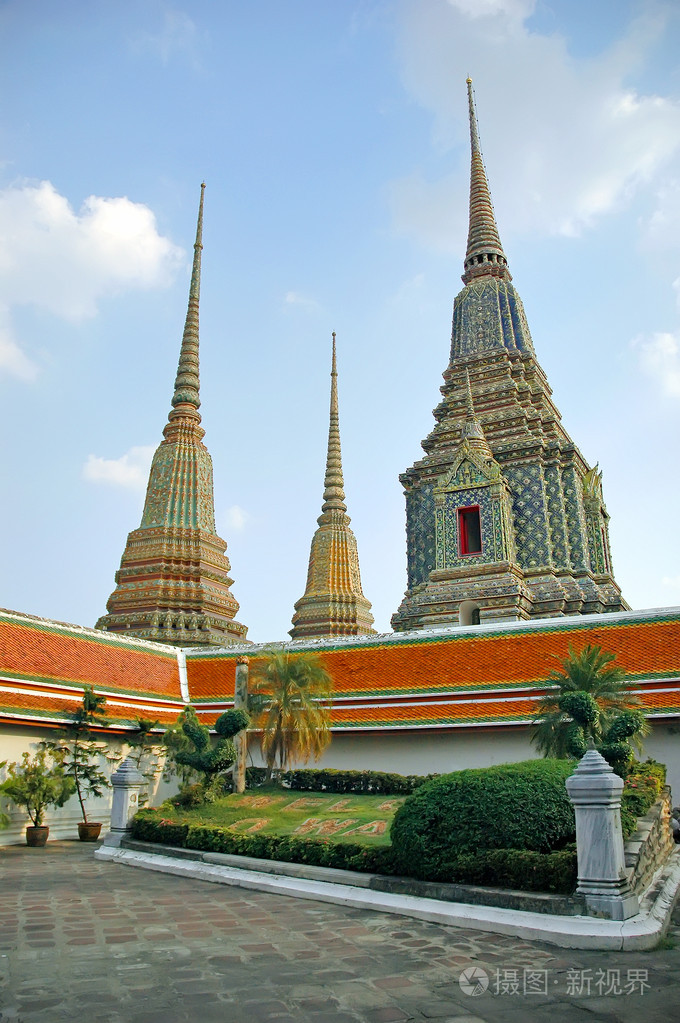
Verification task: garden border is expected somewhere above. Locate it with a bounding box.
[95,841,680,951]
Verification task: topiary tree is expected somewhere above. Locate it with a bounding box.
[171,706,250,796]
[390,759,576,883]
[532,644,648,774]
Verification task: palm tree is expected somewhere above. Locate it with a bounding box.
[532,644,645,759]
[249,650,333,778]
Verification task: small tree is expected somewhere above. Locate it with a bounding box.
[42,686,117,824]
[532,644,648,774]
[249,649,333,779]
[165,706,249,797]
[0,749,74,827]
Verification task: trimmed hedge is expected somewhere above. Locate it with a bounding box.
[442,847,577,895]
[390,759,576,881]
[131,814,189,847]
[244,767,434,795]
[129,812,576,893]
[130,811,393,873]
[284,768,435,794]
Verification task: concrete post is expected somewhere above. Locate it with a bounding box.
[233,656,249,794]
[566,746,639,920]
[103,759,145,848]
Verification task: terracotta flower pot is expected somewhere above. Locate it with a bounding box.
[78,822,102,842]
[26,825,49,847]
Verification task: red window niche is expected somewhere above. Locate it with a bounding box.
[458,506,482,556]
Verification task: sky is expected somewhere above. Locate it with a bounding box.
[0,0,679,644]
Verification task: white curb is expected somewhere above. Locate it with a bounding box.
[95,845,680,951]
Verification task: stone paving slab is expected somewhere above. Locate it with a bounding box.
[1,841,679,1023]
[98,843,680,950]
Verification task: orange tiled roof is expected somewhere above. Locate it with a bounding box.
[186,608,680,730]
[0,609,184,729]
[0,609,181,698]
[2,606,680,733]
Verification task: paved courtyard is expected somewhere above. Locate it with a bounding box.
[0,841,678,1023]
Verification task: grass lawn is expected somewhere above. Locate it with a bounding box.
[153,786,405,847]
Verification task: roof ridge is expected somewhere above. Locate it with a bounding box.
[0,607,178,654]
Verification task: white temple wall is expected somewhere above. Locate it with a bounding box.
[312,725,537,776]
[3,718,677,845]
[275,720,679,801]
[0,723,177,846]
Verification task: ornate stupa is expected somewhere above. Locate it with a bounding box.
[290,334,375,640]
[96,185,248,648]
[392,81,628,630]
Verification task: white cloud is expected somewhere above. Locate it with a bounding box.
[0,316,38,381]
[222,505,249,531]
[633,331,680,397]
[391,1,680,248]
[642,178,680,252]
[447,0,535,20]
[662,574,680,590]
[284,291,321,313]
[129,9,203,70]
[82,445,155,491]
[0,180,183,379]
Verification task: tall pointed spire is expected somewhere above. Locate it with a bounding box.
[319,332,347,520]
[462,79,511,285]
[171,181,204,410]
[96,184,249,648]
[460,370,492,456]
[290,334,374,640]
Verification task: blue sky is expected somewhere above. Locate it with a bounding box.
[1,0,679,642]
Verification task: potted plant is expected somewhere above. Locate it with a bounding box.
[0,749,74,845]
[42,686,117,841]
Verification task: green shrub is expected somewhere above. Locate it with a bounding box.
[390,759,576,881]
[169,783,207,809]
[283,768,435,794]
[245,767,269,787]
[242,767,435,795]
[130,810,189,846]
[444,847,577,894]
[130,812,573,893]
[620,759,666,837]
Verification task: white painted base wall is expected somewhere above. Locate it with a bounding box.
[0,723,177,847]
[311,726,538,776]
[3,719,677,846]
[252,722,679,802]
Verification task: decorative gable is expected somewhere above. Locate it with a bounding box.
[432,440,517,572]
[434,443,500,494]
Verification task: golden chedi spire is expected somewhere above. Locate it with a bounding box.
[290,334,375,640]
[96,184,248,648]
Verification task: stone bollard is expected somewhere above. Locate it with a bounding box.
[103,759,145,848]
[566,746,639,920]
[233,656,249,794]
